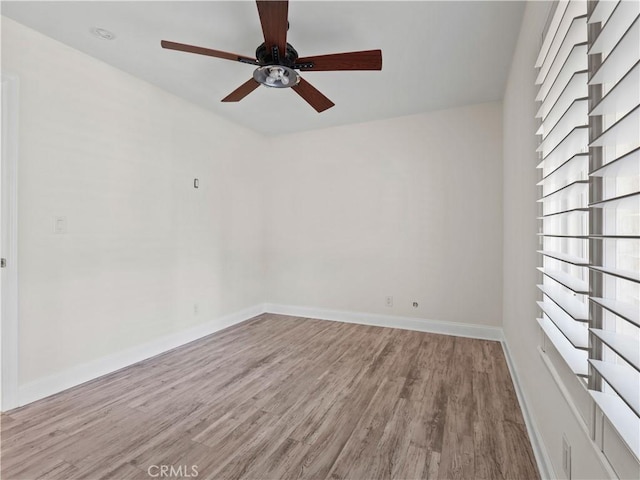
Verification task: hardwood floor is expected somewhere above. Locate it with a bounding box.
[0,314,539,480]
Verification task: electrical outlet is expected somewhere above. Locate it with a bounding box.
[562,435,571,479]
[385,296,393,307]
[412,301,419,308]
[193,303,199,315]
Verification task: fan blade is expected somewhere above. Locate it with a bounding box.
[256,1,288,59]
[291,78,335,113]
[161,40,257,64]
[221,79,261,102]
[296,50,382,71]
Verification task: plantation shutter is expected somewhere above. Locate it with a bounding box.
[535,0,590,379]
[587,0,640,462]
[536,0,639,467]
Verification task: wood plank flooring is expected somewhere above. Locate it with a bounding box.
[0,314,539,480]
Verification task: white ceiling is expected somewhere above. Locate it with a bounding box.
[2,1,525,135]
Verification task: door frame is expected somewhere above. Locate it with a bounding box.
[1,73,20,411]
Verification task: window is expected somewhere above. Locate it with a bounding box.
[536,0,639,474]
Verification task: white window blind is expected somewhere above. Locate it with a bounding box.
[536,0,590,380]
[587,0,640,463]
[536,0,640,467]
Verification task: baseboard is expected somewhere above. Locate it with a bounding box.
[15,304,264,408]
[14,304,502,409]
[501,340,556,480]
[263,303,504,341]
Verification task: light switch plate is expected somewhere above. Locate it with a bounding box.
[53,216,67,234]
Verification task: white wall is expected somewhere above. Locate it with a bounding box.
[264,103,503,326]
[502,3,615,479]
[2,17,266,386]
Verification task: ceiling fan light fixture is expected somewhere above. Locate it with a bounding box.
[253,65,299,88]
[160,0,382,111]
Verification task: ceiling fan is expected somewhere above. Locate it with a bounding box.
[161,0,382,113]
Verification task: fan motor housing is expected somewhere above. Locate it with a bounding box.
[255,42,299,67]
